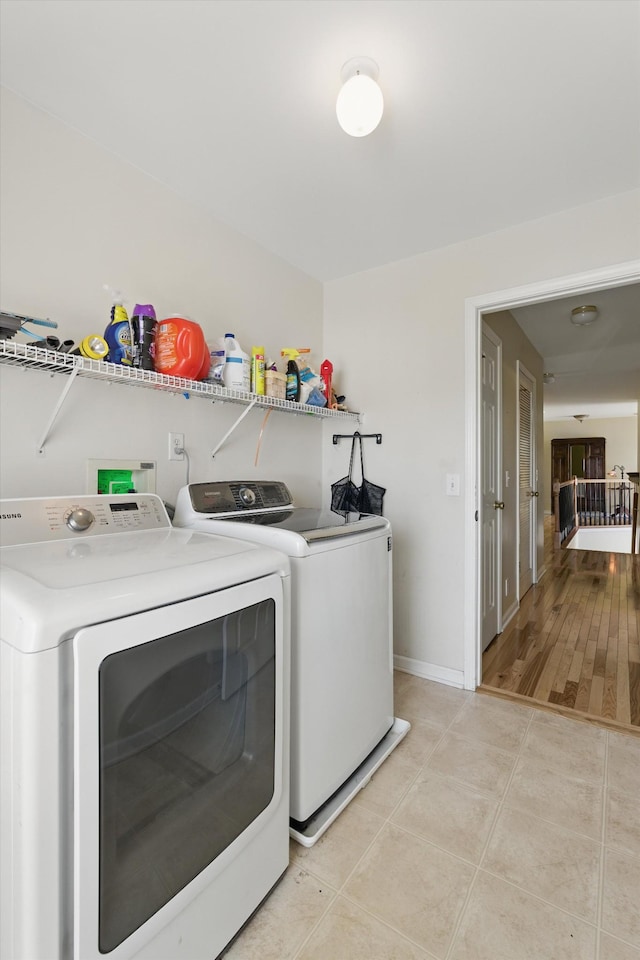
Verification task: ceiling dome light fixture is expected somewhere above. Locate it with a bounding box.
[570,305,598,326]
[543,372,556,384]
[573,414,589,423]
[336,57,384,137]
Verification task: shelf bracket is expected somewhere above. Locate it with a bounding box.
[211,399,258,458]
[37,368,79,454]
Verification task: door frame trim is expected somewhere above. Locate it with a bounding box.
[481,321,503,648]
[463,258,640,691]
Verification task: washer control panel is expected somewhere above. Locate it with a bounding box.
[185,481,293,516]
[0,494,170,546]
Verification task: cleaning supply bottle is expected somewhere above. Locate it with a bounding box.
[204,337,226,383]
[154,315,209,380]
[131,304,157,371]
[320,359,333,405]
[103,289,132,365]
[251,345,266,395]
[281,348,301,402]
[223,333,250,391]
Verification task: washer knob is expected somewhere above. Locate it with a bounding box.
[239,486,256,506]
[66,507,95,532]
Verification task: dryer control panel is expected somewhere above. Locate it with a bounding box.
[0,494,170,546]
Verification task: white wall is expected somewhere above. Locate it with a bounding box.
[0,88,326,506]
[323,191,640,681]
[3,88,639,685]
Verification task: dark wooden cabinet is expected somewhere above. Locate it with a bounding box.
[551,437,606,512]
[551,437,605,484]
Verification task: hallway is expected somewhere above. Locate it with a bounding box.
[481,518,640,733]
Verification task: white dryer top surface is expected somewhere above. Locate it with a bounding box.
[0,494,289,653]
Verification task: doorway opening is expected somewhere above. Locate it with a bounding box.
[463,259,640,695]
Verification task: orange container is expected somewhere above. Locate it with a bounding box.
[154,316,209,380]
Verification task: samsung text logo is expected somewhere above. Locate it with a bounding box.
[0,513,22,520]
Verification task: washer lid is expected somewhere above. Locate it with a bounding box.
[225,506,388,541]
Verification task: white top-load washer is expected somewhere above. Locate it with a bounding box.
[173,481,409,846]
[0,494,290,960]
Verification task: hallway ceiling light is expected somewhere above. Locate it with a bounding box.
[336,57,384,137]
[573,414,589,422]
[570,305,598,326]
[543,372,556,384]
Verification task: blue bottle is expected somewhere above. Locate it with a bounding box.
[104,295,132,365]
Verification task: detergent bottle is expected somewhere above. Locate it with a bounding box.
[131,304,157,370]
[154,315,209,380]
[223,333,250,391]
[103,287,132,365]
[281,348,301,402]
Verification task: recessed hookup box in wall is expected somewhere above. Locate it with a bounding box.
[86,459,157,495]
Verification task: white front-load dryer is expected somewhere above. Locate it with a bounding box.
[0,493,290,960]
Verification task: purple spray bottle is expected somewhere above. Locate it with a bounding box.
[131,304,157,371]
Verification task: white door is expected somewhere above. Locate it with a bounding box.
[518,365,537,598]
[481,325,502,652]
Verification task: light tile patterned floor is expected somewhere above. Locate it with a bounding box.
[223,672,640,960]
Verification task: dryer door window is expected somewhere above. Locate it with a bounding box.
[98,599,275,953]
[72,575,284,960]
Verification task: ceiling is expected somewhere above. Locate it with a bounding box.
[1,0,638,420]
[508,283,640,422]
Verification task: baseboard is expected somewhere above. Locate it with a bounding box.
[393,655,465,689]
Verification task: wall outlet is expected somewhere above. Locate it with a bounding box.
[168,432,184,461]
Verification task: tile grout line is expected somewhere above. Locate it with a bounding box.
[290,693,471,959]
[295,687,624,960]
[286,864,339,960]
[336,890,441,959]
[296,685,631,959]
[594,731,610,960]
[442,701,537,960]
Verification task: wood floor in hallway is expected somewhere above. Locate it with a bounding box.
[481,517,640,734]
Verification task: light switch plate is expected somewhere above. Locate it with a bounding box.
[446,473,460,496]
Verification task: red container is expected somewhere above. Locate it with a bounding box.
[320,359,333,405]
[154,316,209,380]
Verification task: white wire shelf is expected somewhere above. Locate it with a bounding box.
[0,340,361,421]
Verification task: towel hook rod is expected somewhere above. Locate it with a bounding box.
[332,432,382,445]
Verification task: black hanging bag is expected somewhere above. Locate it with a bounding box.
[331,432,386,517]
[356,433,386,516]
[330,433,361,515]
